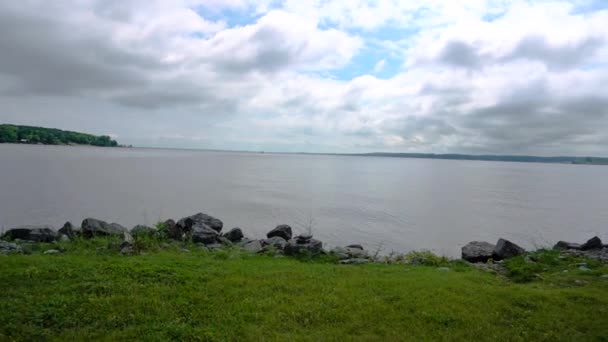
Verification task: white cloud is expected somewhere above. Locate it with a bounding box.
[373,59,386,73]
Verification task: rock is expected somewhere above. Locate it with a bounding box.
[44,249,60,255]
[0,240,22,254]
[554,241,582,250]
[581,236,603,251]
[222,227,244,242]
[58,222,76,239]
[461,241,495,263]
[437,267,451,271]
[296,234,313,243]
[579,265,591,271]
[330,246,368,260]
[2,226,57,242]
[347,247,368,259]
[601,274,608,279]
[237,238,255,247]
[330,247,350,260]
[562,248,608,264]
[81,218,127,238]
[267,225,292,241]
[339,258,369,265]
[176,212,223,234]
[262,236,288,250]
[524,255,535,264]
[120,245,134,255]
[131,225,157,236]
[469,262,508,274]
[493,238,525,260]
[284,238,323,256]
[180,248,191,253]
[206,243,224,251]
[59,234,71,242]
[346,244,364,250]
[191,225,219,245]
[163,219,182,240]
[123,231,134,245]
[218,236,234,246]
[242,240,263,253]
[111,223,128,232]
[119,231,134,254]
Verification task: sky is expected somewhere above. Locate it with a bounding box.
[1,0,607,155]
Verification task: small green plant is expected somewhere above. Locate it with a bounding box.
[155,221,168,239]
[403,250,450,266]
[504,249,604,283]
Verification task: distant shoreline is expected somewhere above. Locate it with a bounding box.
[344,152,608,165]
[2,124,606,165]
[0,124,121,147]
[3,142,606,165]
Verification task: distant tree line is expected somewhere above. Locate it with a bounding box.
[352,152,608,165]
[0,124,118,147]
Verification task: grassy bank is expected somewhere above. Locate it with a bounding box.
[1,240,607,341]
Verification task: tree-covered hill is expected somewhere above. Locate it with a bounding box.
[0,124,118,147]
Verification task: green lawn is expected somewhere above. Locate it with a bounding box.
[1,246,607,341]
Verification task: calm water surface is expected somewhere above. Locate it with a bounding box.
[1,144,606,256]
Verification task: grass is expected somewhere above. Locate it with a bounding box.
[1,239,607,341]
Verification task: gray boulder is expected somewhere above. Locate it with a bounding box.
[267,225,292,241]
[2,225,57,242]
[346,244,364,250]
[163,219,182,240]
[222,227,244,242]
[0,240,22,254]
[119,231,134,253]
[81,218,127,238]
[339,258,369,265]
[131,225,157,236]
[191,225,219,245]
[462,241,495,263]
[262,236,288,250]
[58,222,76,239]
[296,234,313,243]
[123,231,134,245]
[44,249,61,255]
[242,240,263,253]
[554,241,582,250]
[331,246,368,260]
[330,247,349,260]
[493,238,525,260]
[217,237,233,246]
[581,236,603,251]
[176,213,223,234]
[285,236,323,256]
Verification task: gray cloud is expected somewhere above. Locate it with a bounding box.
[0,7,157,96]
[435,35,605,72]
[456,81,608,155]
[503,35,604,71]
[437,40,484,69]
[208,26,302,73]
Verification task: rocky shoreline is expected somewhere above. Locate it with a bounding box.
[2,212,607,267]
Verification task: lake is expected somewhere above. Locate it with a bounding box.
[1,144,606,257]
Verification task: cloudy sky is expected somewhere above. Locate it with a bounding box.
[1,0,607,155]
